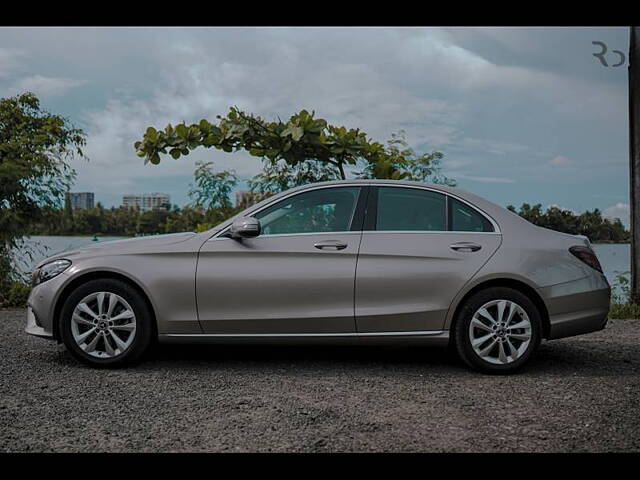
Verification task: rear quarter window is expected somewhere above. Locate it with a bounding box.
[449,197,494,232]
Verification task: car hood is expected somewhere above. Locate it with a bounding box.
[36,232,197,268]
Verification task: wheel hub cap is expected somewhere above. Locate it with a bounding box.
[468,299,532,365]
[70,291,137,359]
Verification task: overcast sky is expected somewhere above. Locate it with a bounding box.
[0,27,631,224]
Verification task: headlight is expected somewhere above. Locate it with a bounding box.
[32,259,72,286]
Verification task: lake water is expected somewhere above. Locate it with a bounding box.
[592,243,630,282]
[14,236,631,296]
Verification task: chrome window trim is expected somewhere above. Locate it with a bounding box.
[212,183,366,240]
[370,183,501,234]
[211,182,501,239]
[360,230,501,236]
[208,231,363,242]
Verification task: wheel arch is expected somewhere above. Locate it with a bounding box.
[52,270,158,342]
[446,277,551,339]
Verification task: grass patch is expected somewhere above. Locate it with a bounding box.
[609,303,640,319]
[0,281,31,308]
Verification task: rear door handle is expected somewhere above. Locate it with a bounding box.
[450,242,482,252]
[314,240,348,250]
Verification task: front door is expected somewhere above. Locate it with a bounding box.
[196,186,364,334]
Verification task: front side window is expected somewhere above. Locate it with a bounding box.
[376,187,446,231]
[254,187,360,235]
[450,197,494,232]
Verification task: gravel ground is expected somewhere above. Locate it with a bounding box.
[1,308,639,452]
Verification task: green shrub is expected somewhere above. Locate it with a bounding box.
[0,281,31,308]
[609,303,640,319]
[604,271,640,319]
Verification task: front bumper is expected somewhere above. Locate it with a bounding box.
[24,272,69,341]
[25,305,54,340]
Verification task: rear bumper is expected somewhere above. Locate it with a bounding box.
[547,307,609,339]
[539,273,611,340]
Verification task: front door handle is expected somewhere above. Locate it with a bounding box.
[450,242,482,252]
[314,240,348,250]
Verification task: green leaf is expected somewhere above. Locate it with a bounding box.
[175,124,188,139]
[145,127,158,142]
[291,126,304,141]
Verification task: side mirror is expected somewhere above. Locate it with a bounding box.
[230,216,261,239]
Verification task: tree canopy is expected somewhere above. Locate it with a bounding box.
[507,203,629,243]
[0,92,87,294]
[134,107,452,185]
[188,160,238,211]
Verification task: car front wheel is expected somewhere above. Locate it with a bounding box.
[453,287,542,374]
[60,278,153,367]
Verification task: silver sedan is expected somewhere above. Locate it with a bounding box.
[26,180,611,373]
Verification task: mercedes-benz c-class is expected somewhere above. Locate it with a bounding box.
[26,180,610,373]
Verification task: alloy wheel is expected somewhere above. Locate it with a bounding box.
[468,299,532,365]
[70,291,137,358]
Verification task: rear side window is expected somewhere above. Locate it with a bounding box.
[376,187,446,231]
[449,197,494,232]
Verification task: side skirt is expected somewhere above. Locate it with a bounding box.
[158,330,450,346]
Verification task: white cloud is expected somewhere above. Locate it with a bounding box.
[549,155,575,167]
[0,47,23,78]
[73,28,468,204]
[453,173,516,184]
[547,203,576,213]
[0,26,626,209]
[11,74,86,97]
[603,203,630,227]
[456,138,531,156]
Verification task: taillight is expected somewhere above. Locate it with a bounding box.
[569,246,603,273]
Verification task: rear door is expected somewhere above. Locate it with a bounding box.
[355,186,501,333]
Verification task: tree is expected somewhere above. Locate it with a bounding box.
[355,131,454,185]
[134,107,448,184]
[165,205,206,233]
[188,160,238,210]
[508,203,630,243]
[137,209,169,235]
[248,158,341,196]
[63,192,74,232]
[0,92,87,302]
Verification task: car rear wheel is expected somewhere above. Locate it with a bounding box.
[453,287,542,374]
[60,279,153,368]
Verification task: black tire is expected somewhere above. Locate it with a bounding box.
[452,287,542,374]
[59,278,154,368]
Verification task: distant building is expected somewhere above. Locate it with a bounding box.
[66,192,94,210]
[235,190,261,209]
[122,193,171,212]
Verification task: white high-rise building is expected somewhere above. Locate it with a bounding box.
[122,193,170,212]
